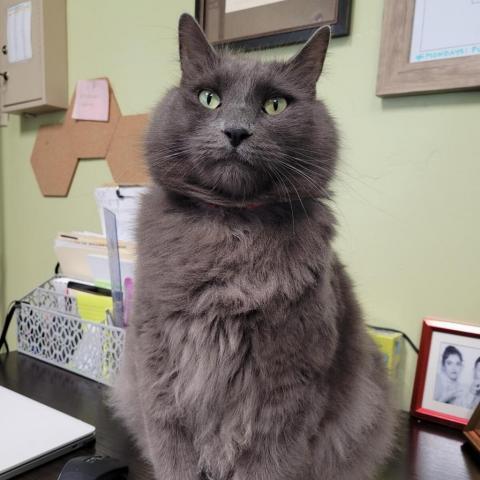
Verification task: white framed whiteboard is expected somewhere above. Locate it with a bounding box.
[410,0,480,63]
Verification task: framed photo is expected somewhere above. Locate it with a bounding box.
[411,317,480,429]
[376,0,480,96]
[195,0,352,51]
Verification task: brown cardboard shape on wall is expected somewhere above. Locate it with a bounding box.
[31,124,77,196]
[106,114,149,185]
[30,79,150,197]
[63,85,122,159]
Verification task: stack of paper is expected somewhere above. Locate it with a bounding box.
[74,290,113,323]
[54,231,135,286]
[52,185,144,328]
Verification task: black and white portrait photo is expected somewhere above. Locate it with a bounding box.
[420,329,480,423]
[434,344,480,410]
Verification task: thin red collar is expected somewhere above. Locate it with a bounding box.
[205,202,262,210]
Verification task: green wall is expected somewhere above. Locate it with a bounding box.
[1,0,479,410]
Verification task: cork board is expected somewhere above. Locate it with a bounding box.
[106,114,149,185]
[30,80,150,196]
[31,124,76,196]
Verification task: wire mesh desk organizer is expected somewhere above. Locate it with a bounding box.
[15,277,125,385]
[13,208,129,385]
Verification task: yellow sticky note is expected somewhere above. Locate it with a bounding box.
[74,291,112,323]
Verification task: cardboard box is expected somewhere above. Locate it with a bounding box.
[368,327,404,380]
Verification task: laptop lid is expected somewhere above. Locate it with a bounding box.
[0,386,95,479]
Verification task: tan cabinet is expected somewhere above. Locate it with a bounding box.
[0,0,67,114]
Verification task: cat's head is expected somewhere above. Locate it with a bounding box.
[145,14,338,207]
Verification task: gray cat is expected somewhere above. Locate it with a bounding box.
[111,13,395,480]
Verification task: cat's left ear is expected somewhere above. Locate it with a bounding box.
[285,25,331,91]
[178,13,218,79]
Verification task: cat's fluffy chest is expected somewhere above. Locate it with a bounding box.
[138,198,326,319]
[135,193,334,472]
[161,283,322,476]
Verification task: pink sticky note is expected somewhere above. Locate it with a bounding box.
[72,79,110,122]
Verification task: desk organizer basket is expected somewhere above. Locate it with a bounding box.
[15,277,125,386]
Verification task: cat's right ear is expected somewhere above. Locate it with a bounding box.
[284,25,331,93]
[178,13,217,79]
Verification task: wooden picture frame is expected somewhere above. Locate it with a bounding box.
[195,0,352,51]
[411,317,480,429]
[377,0,480,97]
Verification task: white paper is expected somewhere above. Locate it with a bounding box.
[95,186,147,243]
[87,254,135,287]
[6,1,32,64]
[225,0,286,13]
[410,0,480,63]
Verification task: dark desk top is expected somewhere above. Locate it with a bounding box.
[1,352,479,480]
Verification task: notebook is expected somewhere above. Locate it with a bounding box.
[0,386,96,479]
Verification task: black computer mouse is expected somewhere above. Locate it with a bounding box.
[57,455,128,480]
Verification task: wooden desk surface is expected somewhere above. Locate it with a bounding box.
[1,352,479,480]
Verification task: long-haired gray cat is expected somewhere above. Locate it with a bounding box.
[111,13,394,480]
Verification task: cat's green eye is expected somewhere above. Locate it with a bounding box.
[263,97,287,116]
[199,90,221,109]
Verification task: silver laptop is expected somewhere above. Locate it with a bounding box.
[0,386,96,479]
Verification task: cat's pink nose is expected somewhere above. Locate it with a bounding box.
[223,128,252,147]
